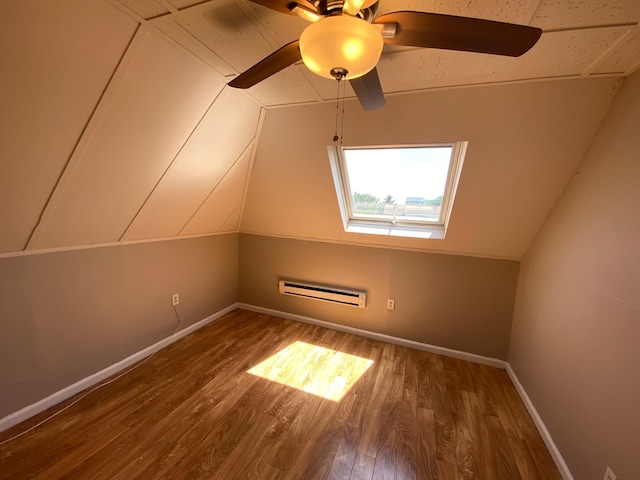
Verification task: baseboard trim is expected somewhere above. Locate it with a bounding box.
[0,303,239,434]
[238,303,507,369]
[506,365,574,480]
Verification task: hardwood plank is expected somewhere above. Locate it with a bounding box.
[394,397,418,480]
[350,452,375,480]
[511,437,545,480]
[454,390,480,479]
[526,437,564,480]
[346,342,382,429]
[0,309,563,480]
[266,390,323,471]
[371,371,406,480]
[326,424,361,480]
[211,411,282,480]
[438,459,460,480]
[357,347,396,458]
[485,415,523,480]
[416,408,438,480]
[280,398,347,480]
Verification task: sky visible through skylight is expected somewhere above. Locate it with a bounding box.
[344,146,452,204]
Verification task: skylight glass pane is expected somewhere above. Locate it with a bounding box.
[343,146,453,224]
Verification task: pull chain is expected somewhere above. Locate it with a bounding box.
[331,67,348,144]
[333,77,341,143]
[339,78,346,145]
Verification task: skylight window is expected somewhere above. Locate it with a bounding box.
[328,143,467,239]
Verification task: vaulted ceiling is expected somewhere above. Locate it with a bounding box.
[0,0,638,258]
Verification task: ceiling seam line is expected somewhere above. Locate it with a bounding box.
[118,85,226,242]
[106,0,147,24]
[582,29,637,76]
[154,0,178,15]
[21,23,141,251]
[167,18,237,75]
[542,22,638,34]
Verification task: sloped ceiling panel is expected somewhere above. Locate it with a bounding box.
[594,31,640,74]
[378,0,539,23]
[118,0,169,19]
[122,87,261,241]
[0,0,137,253]
[28,27,226,250]
[181,145,253,235]
[515,26,634,78]
[174,0,278,73]
[531,0,640,29]
[240,77,620,260]
[374,49,522,94]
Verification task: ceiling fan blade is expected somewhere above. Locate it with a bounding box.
[248,0,315,15]
[376,11,542,57]
[349,68,386,111]
[228,40,301,89]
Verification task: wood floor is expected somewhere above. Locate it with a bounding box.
[0,309,562,479]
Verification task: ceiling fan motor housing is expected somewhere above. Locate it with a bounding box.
[312,0,378,20]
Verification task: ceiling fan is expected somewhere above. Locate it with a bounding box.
[228,0,542,110]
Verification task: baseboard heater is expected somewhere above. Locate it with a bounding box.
[278,280,366,308]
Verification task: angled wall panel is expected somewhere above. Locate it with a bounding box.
[122,88,261,241]
[28,28,226,250]
[219,207,243,233]
[0,0,137,253]
[181,145,253,235]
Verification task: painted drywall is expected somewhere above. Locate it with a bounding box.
[508,71,640,480]
[240,77,618,260]
[0,234,238,419]
[239,233,519,360]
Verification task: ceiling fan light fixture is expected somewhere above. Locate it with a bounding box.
[299,15,383,80]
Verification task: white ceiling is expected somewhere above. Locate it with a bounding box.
[110,0,640,108]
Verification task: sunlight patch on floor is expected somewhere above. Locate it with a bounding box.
[247,341,374,401]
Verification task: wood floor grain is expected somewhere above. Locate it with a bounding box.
[0,309,563,479]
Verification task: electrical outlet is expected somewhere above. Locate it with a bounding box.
[386,299,395,310]
[172,293,179,306]
[603,467,617,480]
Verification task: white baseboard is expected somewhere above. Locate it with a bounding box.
[506,365,574,480]
[0,303,238,434]
[238,303,507,369]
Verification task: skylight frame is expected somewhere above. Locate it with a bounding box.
[328,142,467,240]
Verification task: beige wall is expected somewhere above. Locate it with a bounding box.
[0,234,238,418]
[509,71,640,480]
[239,233,519,360]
